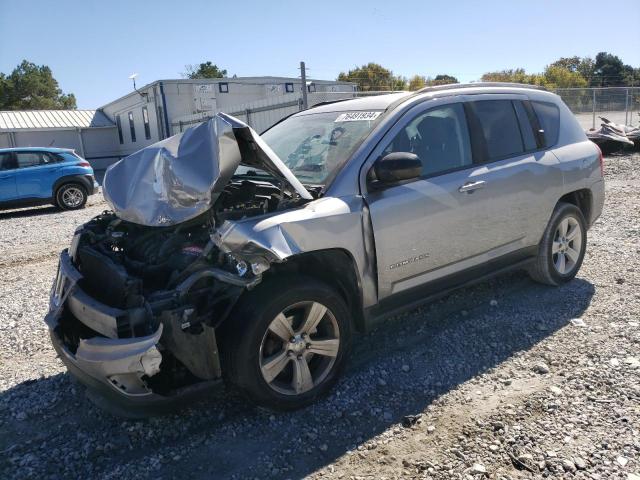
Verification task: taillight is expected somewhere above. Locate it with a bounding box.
[595,144,604,177]
[78,160,91,167]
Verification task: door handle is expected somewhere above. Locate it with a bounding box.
[458,180,486,193]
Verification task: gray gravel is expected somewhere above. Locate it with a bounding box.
[1,154,639,480]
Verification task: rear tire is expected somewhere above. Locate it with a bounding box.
[528,202,587,286]
[56,183,87,210]
[220,275,351,411]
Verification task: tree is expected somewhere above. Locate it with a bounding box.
[338,63,405,91]
[183,61,227,79]
[549,56,594,80]
[542,65,587,88]
[430,74,459,86]
[408,75,426,91]
[0,60,76,110]
[481,68,545,85]
[591,52,631,87]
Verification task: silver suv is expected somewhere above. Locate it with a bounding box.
[45,83,604,414]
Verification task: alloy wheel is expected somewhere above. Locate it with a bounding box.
[259,301,340,396]
[552,216,583,275]
[62,187,84,208]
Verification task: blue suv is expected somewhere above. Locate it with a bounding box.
[0,147,98,210]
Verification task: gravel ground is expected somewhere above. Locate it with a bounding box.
[1,154,639,480]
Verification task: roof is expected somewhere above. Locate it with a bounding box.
[0,110,114,131]
[100,76,355,109]
[0,147,75,153]
[305,83,558,115]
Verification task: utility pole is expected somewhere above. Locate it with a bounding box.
[300,61,308,110]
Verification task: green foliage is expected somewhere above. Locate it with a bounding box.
[481,53,638,89]
[183,61,228,79]
[590,52,638,87]
[0,60,76,110]
[408,75,427,91]
[430,74,459,86]
[338,63,406,91]
[481,68,546,85]
[543,65,588,88]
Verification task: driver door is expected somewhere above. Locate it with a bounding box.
[364,99,523,300]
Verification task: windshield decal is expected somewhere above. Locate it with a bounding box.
[334,111,381,122]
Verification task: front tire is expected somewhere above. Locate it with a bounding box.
[220,276,352,411]
[56,183,87,210]
[528,202,587,286]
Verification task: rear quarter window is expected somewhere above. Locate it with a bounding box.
[532,101,560,147]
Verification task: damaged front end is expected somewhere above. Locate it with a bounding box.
[45,114,318,413]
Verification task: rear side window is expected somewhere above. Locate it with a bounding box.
[0,152,17,170]
[466,100,524,161]
[532,101,560,147]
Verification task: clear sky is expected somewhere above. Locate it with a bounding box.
[1,0,639,109]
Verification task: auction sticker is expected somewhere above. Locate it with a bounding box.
[335,111,381,122]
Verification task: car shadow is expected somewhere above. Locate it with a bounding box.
[0,205,61,220]
[0,271,595,479]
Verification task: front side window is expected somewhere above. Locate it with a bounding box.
[15,152,44,168]
[285,82,294,93]
[142,106,151,140]
[128,111,136,142]
[219,82,228,93]
[383,103,472,177]
[467,100,524,161]
[532,101,560,147]
[261,111,381,184]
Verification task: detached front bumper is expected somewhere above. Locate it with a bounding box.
[45,250,221,416]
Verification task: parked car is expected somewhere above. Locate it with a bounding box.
[44,83,604,415]
[0,147,98,211]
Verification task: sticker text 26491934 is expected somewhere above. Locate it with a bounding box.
[334,111,381,122]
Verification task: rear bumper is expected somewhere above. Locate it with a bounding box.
[44,250,221,416]
[589,178,605,227]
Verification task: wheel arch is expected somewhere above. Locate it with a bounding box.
[557,189,593,226]
[259,248,366,333]
[52,174,91,197]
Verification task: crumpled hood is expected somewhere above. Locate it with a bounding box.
[103,113,312,227]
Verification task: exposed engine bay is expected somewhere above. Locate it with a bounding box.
[54,173,317,397]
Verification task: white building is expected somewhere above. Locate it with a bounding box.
[0,76,355,171]
[0,110,120,169]
[100,77,355,159]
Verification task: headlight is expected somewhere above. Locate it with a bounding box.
[235,260,249,276]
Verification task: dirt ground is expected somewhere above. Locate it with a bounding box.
[0,152,638,480]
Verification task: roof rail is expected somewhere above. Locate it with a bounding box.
[415,82,546,94]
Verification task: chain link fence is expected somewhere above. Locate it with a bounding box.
[555,87,640,130]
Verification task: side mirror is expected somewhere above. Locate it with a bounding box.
[372,152,422,186]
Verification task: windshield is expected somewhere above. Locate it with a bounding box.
[260,111,382,184]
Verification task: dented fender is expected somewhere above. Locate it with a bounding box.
[212,195,379,308]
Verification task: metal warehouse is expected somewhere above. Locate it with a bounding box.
[0,110,119,169]
[0,76,355,171]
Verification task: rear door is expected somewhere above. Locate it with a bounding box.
[364,95,559,300]
[14,151,63,199]
[462,96,563,252]
[0,152,18,201]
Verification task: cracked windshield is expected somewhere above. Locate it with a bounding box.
[261,111,382,184]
